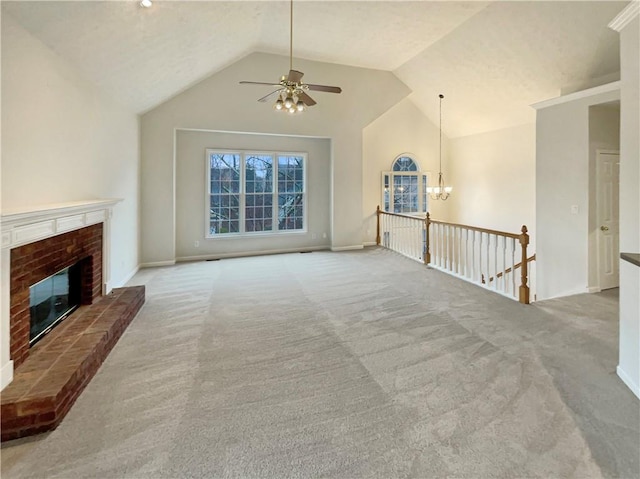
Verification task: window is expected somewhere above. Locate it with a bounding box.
[382,155,429,214]
[207,150,306,236]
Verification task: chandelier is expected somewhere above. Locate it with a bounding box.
[427,94,452,200]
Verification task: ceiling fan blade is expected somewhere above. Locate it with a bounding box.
[257,89,283,103]
[306,84,342,94]
[240,81,282,87]
[298,91,316,106]
[287,70,304,83]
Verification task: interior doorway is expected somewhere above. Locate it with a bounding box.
[588,102,620,292]
[596,150,620,290]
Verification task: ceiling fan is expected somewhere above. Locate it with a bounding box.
[239,0,342,113]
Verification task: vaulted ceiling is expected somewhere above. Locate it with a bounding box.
[2,1,627,138]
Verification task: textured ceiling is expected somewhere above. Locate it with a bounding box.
[2,1,627,137]
[396,1,626,137]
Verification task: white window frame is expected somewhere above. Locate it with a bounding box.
[205,149,307,238]
[381,155,430,214]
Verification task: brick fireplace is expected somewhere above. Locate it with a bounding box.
[1,200,145,441]
[10,223,103,368]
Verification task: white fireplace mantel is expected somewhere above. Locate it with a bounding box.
[1,199,121,250]
[0,199,122,390]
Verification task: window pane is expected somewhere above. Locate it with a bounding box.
[209,193,239,235]
[422,174,428,213]
[246,155,273,193]
[383,174,390,211]
[209,153,241,235]
[392,156,418,172]
[210,154,240,194]
[245,155,274,232]
[278,193,304,230]
[278,155,304,193]
[246,194,273,232]
[393,175,418,213]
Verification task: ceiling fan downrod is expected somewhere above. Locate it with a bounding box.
[289,0,293,73]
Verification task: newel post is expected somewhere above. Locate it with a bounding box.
[519,225,530,304]
[424,212,431,265]
[376,205,381,246]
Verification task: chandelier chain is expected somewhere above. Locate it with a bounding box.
[428,93,451,200]
[439,94,442,176]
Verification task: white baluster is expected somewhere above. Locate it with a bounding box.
[479,231,483,284]
[458,227,462,276]
[471,230,476,281]
[493,235,498,291]
[511,237,516,298]
[464,228,468,278]
[501,236,507,293]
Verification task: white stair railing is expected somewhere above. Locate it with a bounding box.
[376,207,427,264]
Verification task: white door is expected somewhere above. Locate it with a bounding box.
[597,151,620,290]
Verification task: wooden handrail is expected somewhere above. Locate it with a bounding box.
[484,254,536,283]
[428,219,521,239]
[377,209,426,221]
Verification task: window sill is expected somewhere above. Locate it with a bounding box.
[205,230,308,240]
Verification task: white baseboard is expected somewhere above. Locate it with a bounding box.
[363,241,377,247]
[140,260,176,268]
[617,365,640,399]
[176,246,330,262]
[1,360,14,391]
[331,245,364,252]
[587,286,602,293]
[118,265,140,287]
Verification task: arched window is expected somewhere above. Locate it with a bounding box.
[392,156,418,172]
[382,155,428,214]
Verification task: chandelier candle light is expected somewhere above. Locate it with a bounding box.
[427,94,453,200]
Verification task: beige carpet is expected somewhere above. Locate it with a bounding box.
[1,248,638,478]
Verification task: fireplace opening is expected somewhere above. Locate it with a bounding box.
[29,263,82,346]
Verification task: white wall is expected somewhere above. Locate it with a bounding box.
[587,104,620,289]
[362,99,453,244]
[0,9,5,388]
[615,11,639,399]
[534,85,620,300]
[0,14,140,387]
[140,52,410,265]
[1,13,140,285]
[175,130,331,259]
[449,123,536,239]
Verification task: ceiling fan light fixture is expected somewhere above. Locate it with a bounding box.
[284,96,294,109]
[240,0,342,113]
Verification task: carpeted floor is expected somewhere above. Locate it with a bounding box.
[1,247,638,478]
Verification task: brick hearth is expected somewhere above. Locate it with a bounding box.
[1,286,145,441]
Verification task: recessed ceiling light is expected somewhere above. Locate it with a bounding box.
[140,0,152,8]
